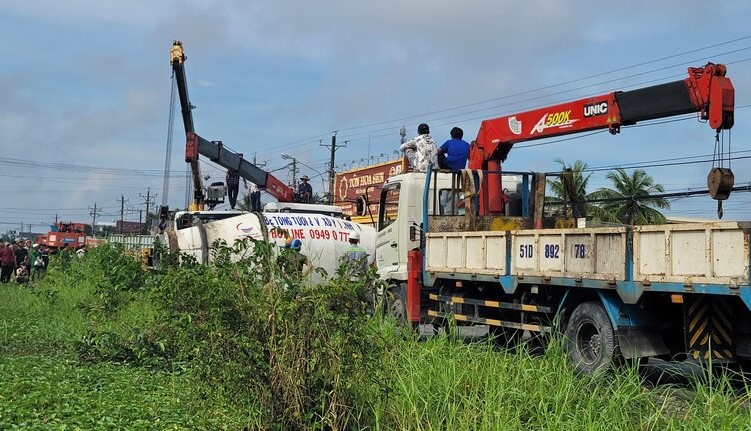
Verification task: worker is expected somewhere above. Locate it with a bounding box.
[297,176,313,203]
[438,127,470,170]
[277,237,310,277]
[399,123,438,172]
[226,169,240,209]
[248,182,262,212]
[342,231,370,276]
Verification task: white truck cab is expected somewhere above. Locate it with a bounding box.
[375,170,523,283]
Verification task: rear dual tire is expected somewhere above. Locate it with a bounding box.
[565,301,619,374]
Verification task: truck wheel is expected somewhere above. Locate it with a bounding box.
[565,301,619,374]
[387,283,408,325]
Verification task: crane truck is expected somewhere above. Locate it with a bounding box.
[168,40,297,212]
[157,41,376,275]
[376,62,747,373]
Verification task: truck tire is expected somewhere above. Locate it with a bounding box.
[387,283,408,325]
[565,301,619,374]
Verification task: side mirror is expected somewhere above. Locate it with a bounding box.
[409,224,419,242]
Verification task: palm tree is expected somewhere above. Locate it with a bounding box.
[546,159,595,218]
[590,168,670,225]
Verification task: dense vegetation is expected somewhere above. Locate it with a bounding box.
[1,243,750,430]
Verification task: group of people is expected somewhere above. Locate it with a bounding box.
[399,123,470,172]
[0,239,49,284]
[276,230,370,278]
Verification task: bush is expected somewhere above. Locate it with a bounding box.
[80,238,394,430]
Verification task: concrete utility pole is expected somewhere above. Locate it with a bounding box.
[118,195,128,234]
[400,126,406,145]
[89,202,101,237]
[139,188,157,234]
[320,132,346,204]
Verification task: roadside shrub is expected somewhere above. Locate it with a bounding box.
[148,238,393,430]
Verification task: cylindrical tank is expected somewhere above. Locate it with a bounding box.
[165,211,376,280]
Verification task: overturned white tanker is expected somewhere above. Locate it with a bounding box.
[159,210,376,279]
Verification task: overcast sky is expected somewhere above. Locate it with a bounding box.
[1,1,750,234]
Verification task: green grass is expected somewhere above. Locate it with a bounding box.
[0,354,195,430]
[1,249,750,430]
[0,281,91,354]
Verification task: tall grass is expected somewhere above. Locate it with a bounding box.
[374,333,751,430]
[0,261,92,353]
[2,243,750,430]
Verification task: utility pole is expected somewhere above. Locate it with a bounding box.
[288,158,298,188]
[320,131,346,204]
[118,195,128,234]
[252,153,266,168]
[89,202,101,237]
[139,188,157,234]
[400,126,406,145]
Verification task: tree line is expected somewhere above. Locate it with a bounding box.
[546,159,670,225]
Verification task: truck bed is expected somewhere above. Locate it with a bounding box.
[425,222,751,307]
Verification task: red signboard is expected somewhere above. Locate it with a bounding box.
[333,159,405,220]
[116,221,146,234]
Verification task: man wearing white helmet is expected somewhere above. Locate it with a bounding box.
[342,231,369,275]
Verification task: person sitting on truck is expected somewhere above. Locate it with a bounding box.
[297,176,313,203]
[277,237,310,277]
[400,123,438,172]
[438,127,470,171]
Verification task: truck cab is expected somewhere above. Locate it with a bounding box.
[376,170,523,283]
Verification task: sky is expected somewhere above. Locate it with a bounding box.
[1,0,750,235]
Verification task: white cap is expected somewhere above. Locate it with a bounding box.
[349,231,360,241]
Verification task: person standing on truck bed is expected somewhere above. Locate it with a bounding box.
[297,176,313,203]
[400,123,438,172]
[438,127,470,171]
[249,182,262,212]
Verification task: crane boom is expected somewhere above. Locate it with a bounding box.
[170,40,295,209]
[469,62,735,216]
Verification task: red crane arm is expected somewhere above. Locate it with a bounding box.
[186,132,295,202]
[468,62,734,215]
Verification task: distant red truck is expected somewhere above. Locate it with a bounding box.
[36,222,87,249]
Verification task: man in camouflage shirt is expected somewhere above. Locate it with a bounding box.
[400,123,438,172]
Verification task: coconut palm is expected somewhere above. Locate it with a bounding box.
[590,168,670,225]
[546,159,596,218]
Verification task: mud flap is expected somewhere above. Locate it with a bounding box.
[685,296,734,361]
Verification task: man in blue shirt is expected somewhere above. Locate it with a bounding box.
[438,127,470,170]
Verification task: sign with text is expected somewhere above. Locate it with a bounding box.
[333,159,404,220]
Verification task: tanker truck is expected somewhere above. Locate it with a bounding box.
[159,209,376,280]
[377,62,747,373]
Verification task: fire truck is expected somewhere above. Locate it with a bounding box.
[375,62,745,373]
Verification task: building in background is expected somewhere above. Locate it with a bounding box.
[333,159,405,225]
